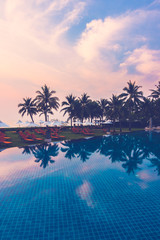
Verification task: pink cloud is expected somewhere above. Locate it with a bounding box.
[0,1,160,124]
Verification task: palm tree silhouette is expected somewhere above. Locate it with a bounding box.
[18,97,37,122]
[87,100,100,123]
[97,99,108,122]
[61,94,77,127]
[79,93,91,123]
[36,85,59,121]
[149,81,160,99]
[107,95,124,132]
[120,80,144,130]
[140,97,155,126]
[34,143,59,168]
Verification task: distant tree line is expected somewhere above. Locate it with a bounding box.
[18,81,160,130]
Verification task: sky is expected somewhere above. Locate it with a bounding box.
[0,0,160,125]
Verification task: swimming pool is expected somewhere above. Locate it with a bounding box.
[0,131,160,239]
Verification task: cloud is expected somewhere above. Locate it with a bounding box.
[0,1,160,124]
[76,9,160,62]
[76,180,95,208]
[120,46,160,80]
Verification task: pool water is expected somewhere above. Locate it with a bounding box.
[0,131,160,240]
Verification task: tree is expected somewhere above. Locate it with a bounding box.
[107,95,124,132]
[61,94,77,127]
[78,93,91,122]
[87,101,100,123]
[139,97,155,126]
[149,81,160,99]
[36,85,59,121]
[97,99,108,121]
[120,80,144,131]
[18,97,37,122]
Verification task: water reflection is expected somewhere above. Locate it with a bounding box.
[21,143,59,168]
[150,158,160,175]
[20,132,160,175]
[61,140,95,162]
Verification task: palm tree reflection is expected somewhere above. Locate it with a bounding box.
[61,139,93,162]
[34,143,59,168]
[21,145,36,155]
[61,141,76,160]
[21,143,59,168]
[20,133,160,175]
[150,158,160,175]
[121,148,144,174]
[98,135,125,163]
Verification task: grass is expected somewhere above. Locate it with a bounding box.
[0,127,144,150]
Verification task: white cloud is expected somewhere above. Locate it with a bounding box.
[0,1,160,124]
[120,46,160,78]
[76,9,160,62]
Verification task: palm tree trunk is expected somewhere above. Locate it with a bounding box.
[120,120,122,132]
[30,114,34,123]
[45,113,47,122]
[129,118,131,131]
[113,119,115,132]
[129,107,132,131]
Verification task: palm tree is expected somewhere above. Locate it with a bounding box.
[107,95,124,132]
[61,94,77,127]
[87,100,100,123]
[36,85,59,121]
[120,80,144,131]
[97,99,108,121]
[18,97,37,122]
[78,93,91,123]
[149,81,160,99]
[139,97,155,126]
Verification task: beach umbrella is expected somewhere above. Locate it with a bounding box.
[16,120,23,127]
[61,121,69,126]
[27,122,39,127]
[16,120,23,124]
[84,121,93,126]
[43,121,52,126]
[0,121,9,128]
[19,121,30,127]
[52,120,62,126]
[24,121,30,125]
[38,120,44,125]
[74,121,83,125]
[103,120,113,124]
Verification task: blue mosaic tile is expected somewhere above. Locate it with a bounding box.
[0,132,160,239]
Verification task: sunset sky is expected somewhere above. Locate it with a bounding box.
[0,0,160,125]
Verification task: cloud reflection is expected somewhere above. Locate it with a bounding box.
[76,180,95,208]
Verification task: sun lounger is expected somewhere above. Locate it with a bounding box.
[0,131,12,144]
[82,128,94,135]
